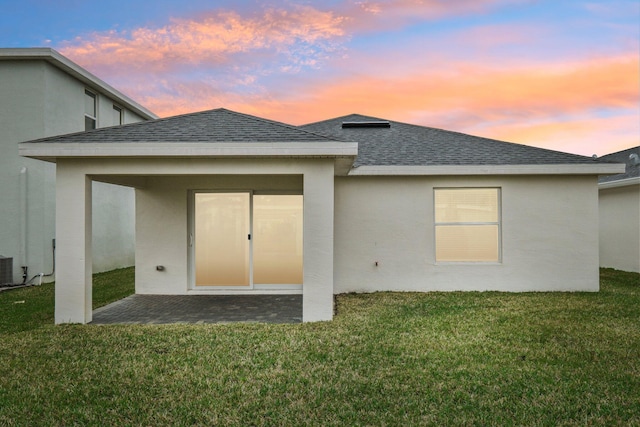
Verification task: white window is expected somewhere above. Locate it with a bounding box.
[434,188,501,262]
[84,89,97,130]
[113,105,123,125]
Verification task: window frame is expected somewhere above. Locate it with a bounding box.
[112,104,123,125]
[187,189,304,290]
[84,89,97,130]
[434,187,502,264]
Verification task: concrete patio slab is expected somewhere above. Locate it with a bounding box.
[91,294,302,324]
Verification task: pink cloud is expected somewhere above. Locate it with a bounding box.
[344,0,521,31]
[249,54,638,124]
[60,0,519,78]
[60,6,347,76]
[212,53,638,155]
[477,114,640,156]
[55,1,638,156]
[130,53,637,142]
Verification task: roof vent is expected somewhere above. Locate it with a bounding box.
[629,153,640,166]
[342,121,390,129]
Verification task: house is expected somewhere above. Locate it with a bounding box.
[598,146,640,273]
[0,48,157,284]
[18,109,624,323]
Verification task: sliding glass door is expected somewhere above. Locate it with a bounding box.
[192,192,303,289]
[253,195,303,285]
[194,193,251,287]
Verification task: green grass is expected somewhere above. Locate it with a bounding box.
[0,268,638,426]
[0,266,134,334]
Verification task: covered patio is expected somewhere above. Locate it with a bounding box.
[19,109,357,324]
[91,294,302,324]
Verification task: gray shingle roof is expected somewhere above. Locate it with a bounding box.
[302,114,607,167]
[598,146,640,183]
[28,108,336,143]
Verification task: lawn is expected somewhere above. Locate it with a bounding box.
[0,268,638,426]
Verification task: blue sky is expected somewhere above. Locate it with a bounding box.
[1,0,638,156]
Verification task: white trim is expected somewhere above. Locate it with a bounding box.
[0,47,157,120]
[349,164,626,176]
[434,187,502,263]
[598,177,640,189]
[189,191,305,292]
[189,191,253,290]
[19,141,359,159]
[112,104,124,125]
[84,88,97,130]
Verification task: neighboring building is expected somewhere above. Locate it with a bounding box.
[0,48,157,284]
[19,109,624,323]
[598,147,640,273]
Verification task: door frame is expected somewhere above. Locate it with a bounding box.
[187,189,304,292]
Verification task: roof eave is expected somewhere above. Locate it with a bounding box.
[18,141,359,175]
[0,48,158,120]
[599,176,640,189]
[348,164,626,176]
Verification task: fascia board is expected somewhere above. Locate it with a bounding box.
[0,48,157,120]
[598,177,640,189]
[348,164,627,176]
[18,141,359,159]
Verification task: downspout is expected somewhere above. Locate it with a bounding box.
[23,239,55,286]
[17,167,56,287]
[19,167,28,283]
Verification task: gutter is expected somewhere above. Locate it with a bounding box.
[598,176,640,189]
[347,163,626,176]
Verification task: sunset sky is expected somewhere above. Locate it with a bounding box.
[1,0,638,156]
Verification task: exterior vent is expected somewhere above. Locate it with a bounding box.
[342,121,391,129]
[0,256,12,285]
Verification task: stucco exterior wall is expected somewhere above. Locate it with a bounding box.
[334,175,600,292]
[0,61,56,282]
[135,174,304,294]
[51,157,336,323]
[599,184,640,272]
[0,59,146,282]
[127,158,335,321]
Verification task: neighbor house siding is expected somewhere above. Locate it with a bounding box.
[599,184,640,272]
[334,175,599,292]
[0,58,147,282]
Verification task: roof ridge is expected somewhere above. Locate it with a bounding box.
[218,109,338,141]
[302,113,609,166]
[315,113,598,162]
[600,146,640,158]
[395,120,597,162]
[20,107,345,144]
[302,113,387,127]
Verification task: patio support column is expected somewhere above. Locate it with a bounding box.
[55,161,93,324]
[302,161,335,322]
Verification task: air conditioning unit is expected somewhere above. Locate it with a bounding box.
[0,256,13,285]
